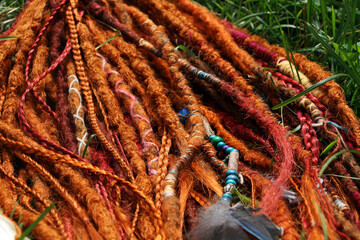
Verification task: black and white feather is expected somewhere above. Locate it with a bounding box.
[189,201,283,240]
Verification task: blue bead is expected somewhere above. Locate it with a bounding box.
[178,108,189,124]
[233,149,240,154]
[208,135,216,141]
[178,108,189,116]
[222,192,232,200]
[216,141,226,150]
[220,196,232,205]
[225,147,235,155]
[226,179,237,185]
[221,145,229,151]
[226,169,238,177]
[226,175,239,182]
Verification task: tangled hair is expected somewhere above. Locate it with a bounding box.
[0,0,359,239]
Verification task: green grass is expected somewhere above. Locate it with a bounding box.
[194,0,360,115]
[0,0,24,33]
[1,0,360,115]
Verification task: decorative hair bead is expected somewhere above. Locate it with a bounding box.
[221,192,233,203]
[221,144,229,152]
[178,108,190,124]
[216,141,226,150]
[208,135,216,141]
[226,169,238,177]
[211,136,224,145]
[225,147,235,155]
[225,174,239,183]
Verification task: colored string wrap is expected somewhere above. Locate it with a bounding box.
[1,0,360,239]
[96,53,160,176]
[68,74,88,156]
[221,20,360,145]
[175,57,296,215]
[195,114,239,185]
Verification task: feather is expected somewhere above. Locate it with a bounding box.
[230,203,283,240]
[190,201,283,240]
[189,200,250,240]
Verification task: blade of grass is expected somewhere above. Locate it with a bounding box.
[270,147,278,170]
[268,2,302,83]
[17,212,22,226]
[272,73,348,110]
[331,6,336,38]
[316,204,328,240]
[323,174,360,180]
[319,150,360,176]
[82,134,97,158]
[95,32,121,50]
[286,124,301,137]
[320,0,328,36]
[10,187,27,218]
[174,45,199,58]
[18,202,56,240]
[320,137,338,157]
[0,36,18,40]
[306,23,360,85]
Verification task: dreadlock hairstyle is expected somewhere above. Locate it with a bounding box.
[1,0,360,239]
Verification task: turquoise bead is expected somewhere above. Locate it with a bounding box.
[216,141,226,150]
[225,147,235,154]
[221,193,232,204]
[211,136,224,145]
[226,175,239,182]
[222,192,232,200]
[226,169,238,177]
[209,135,216,141]
[226,179,237,185]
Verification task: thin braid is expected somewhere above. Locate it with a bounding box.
[21,0,68,124]
[201,106,272,168]
[269,43,360,145]
[190,190,211,207]
[121,12,210,238]
[125,1,271,116]
[1,0,48,125]
[14,152,93,226]
[0,164,67,238]
[155,131,172,210]
[0,178,63,239]
[2,1,360,239]
[96,51,160,176]
[50,18,78,154]
[178,169,194,230]
[0,128,164,237]
[65,2,134,181]
[92,18,190,149]
[201,142,228,175]
[76,24,158,240]
[238,162,300,240]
